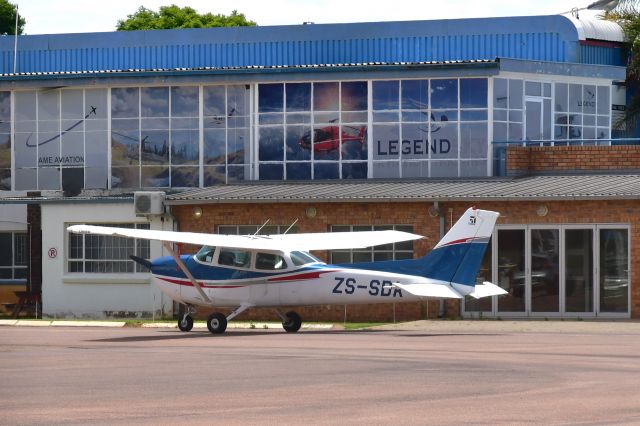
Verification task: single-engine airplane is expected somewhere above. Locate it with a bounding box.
[67,207,506,334]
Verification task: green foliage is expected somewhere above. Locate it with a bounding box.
[604,1,640,131]
[116,5,256,31]
[0,0,25,35]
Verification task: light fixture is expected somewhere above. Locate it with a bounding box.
[536,204,549,217]
[305,207,317,218]
[428,205,440,218]
[192,206,203,219]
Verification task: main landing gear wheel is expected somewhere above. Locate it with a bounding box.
[178,315,194,332]
[282,311,302,333]
[207,312,228,334]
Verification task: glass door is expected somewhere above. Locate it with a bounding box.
[530,228,560,314]
[565,228,594,314]
[497,229,526,314]
[599,228,629,314]
[525,98,543,141]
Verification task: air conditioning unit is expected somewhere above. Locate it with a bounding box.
[134,191,165,216]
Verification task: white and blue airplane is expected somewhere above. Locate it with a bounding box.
[67,207,506,334]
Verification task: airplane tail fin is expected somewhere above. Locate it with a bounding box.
[405,207,503,297]
[422,207,498,285]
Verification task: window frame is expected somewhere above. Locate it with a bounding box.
[66,222,150,274]
[328,224,415,264]
[0,231,28,280]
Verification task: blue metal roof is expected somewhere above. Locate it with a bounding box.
[0,15,622,76]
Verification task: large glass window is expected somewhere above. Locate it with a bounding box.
[257,82,367,180]
[0,232,28,279]
[554,83,610,143]
[329,225,414,263]
[112,86,202,189]
[204,85,251,184]
[13,89,108,191]
[67,223,150,273]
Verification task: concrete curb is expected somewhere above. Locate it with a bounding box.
[0,319,333,330]
[51,321,126,327]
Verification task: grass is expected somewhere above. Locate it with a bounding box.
[342,322,389,330]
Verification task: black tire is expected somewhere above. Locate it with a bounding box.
[282,311,302,333]
[178,315,193,332]
[207,312,227,334]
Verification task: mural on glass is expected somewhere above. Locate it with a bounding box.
[258,78,488,180]
[12,88,108,191]
[203,85,251,184]
[112,85,215,188]
[257,81,368,180]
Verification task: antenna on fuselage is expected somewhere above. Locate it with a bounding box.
[282,218,299,235]
[253,219,270,236]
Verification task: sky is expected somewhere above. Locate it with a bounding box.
[13,0,606,35]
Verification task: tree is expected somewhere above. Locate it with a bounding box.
[0,0,25,35]
[603,1,640,134]
[116,5,256,31]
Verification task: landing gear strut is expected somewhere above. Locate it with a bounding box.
[281,311,302,333]
[178,305,197,332]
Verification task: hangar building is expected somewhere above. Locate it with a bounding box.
[0,14,637,321]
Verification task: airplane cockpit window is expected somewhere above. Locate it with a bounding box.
[256,252,288,270]
[195,246,216,263]
[290,251,322,266]
[218,248,251,268]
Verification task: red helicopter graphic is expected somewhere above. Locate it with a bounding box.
[299,123,366,153]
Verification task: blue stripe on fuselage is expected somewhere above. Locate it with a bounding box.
[151,255,333,281]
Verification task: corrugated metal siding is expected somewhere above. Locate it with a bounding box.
[0,16,590,74]
[580,44,623,66]
[4,33,571,74]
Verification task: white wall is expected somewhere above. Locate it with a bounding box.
[41,202,174,319]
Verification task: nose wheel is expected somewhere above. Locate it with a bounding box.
[177,305,197,332]
[178,314,194,332]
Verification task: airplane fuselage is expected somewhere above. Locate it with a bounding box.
[151,255,432,308]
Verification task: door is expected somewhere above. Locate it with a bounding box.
[525,98,544,141]
[497,229,526,314]
[530,228,560,314]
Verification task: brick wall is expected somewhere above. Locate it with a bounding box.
[171,199,640,320]
[507,145,640,175]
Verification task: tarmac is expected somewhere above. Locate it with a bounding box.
[2,318,640,333]
[2,320,640,424]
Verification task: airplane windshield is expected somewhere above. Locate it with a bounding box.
[195,246,216,263]
[290,251,322,266]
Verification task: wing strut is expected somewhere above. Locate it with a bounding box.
[162,242,213,305]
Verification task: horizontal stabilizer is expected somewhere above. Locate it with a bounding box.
[390,281,463,299]
[468,281,508,299]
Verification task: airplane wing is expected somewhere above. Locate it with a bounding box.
[66,225,423,251]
